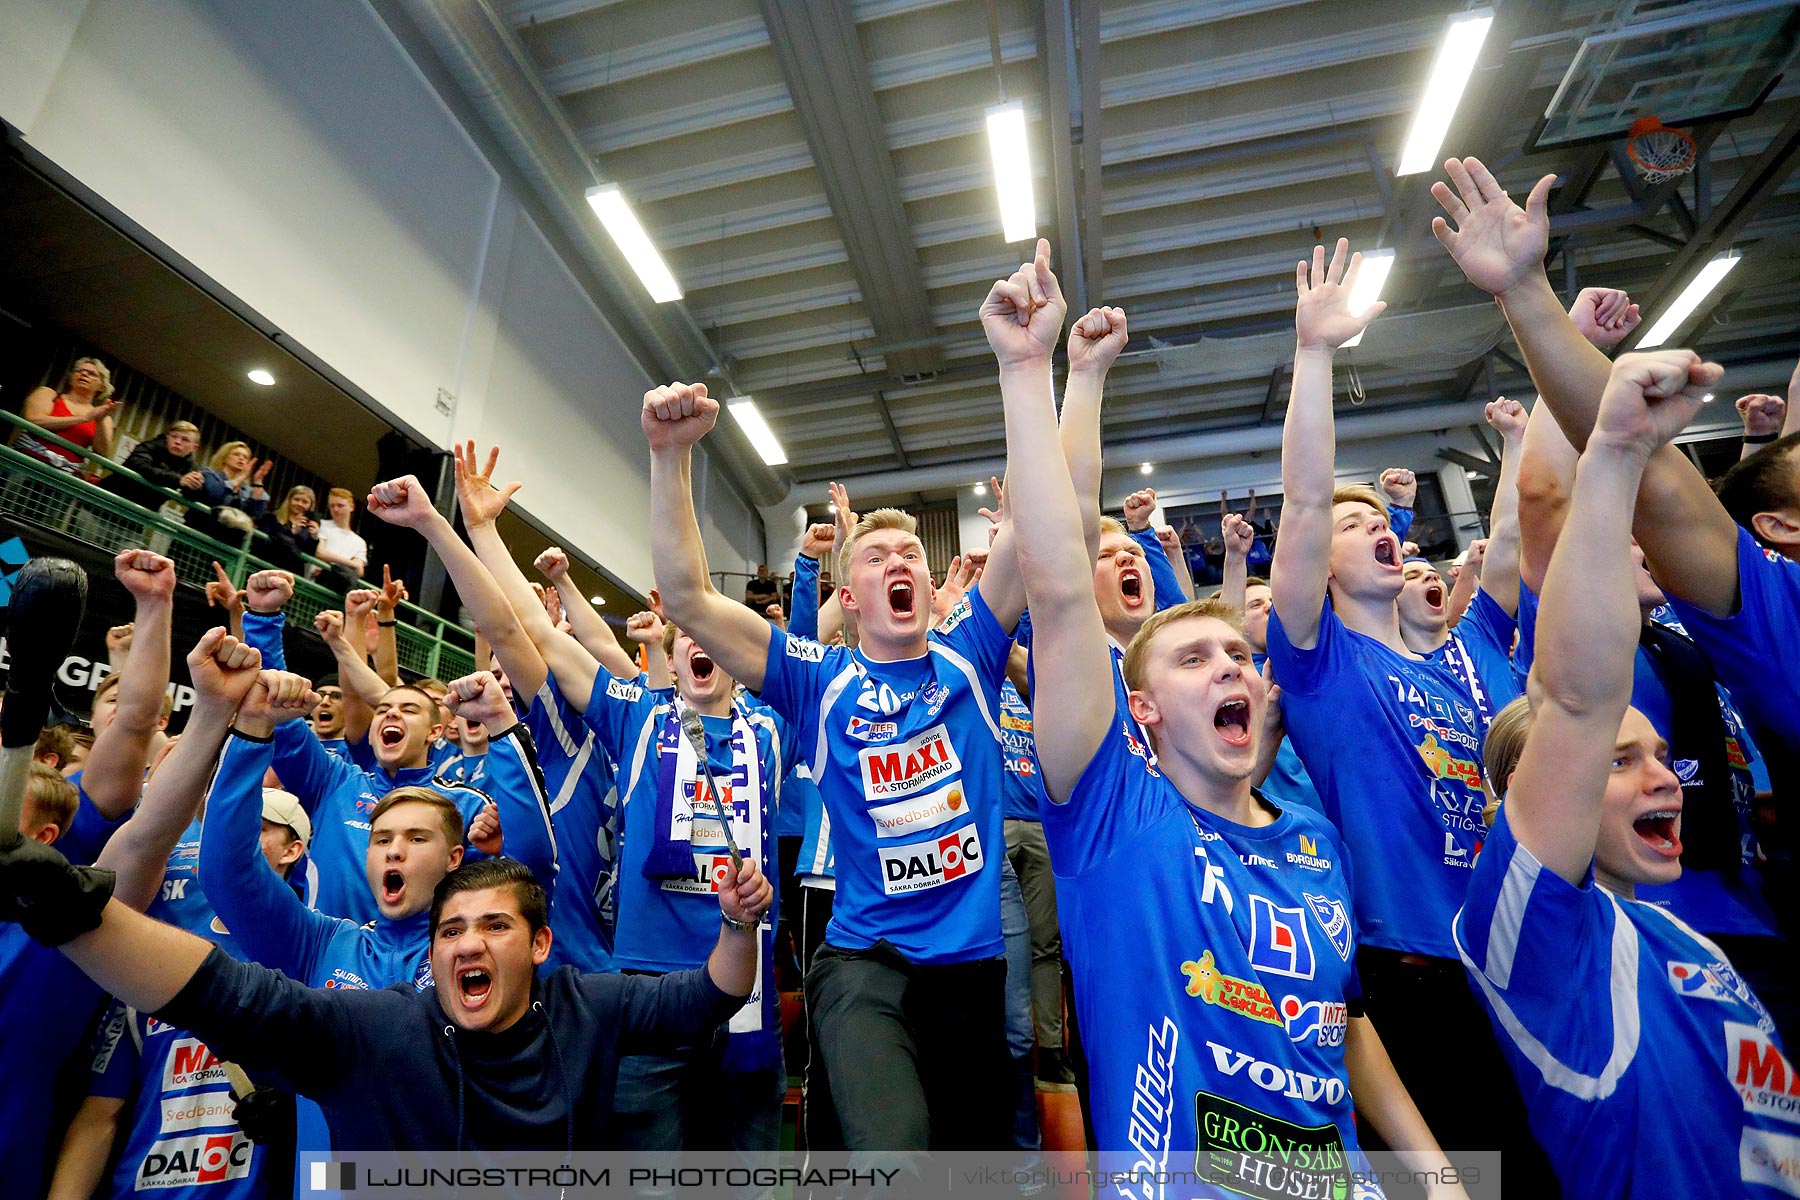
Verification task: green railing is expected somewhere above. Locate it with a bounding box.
[1,413,474,679]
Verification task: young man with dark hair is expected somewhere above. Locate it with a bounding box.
[0,841,771,1155]
[990,240,1461,1196]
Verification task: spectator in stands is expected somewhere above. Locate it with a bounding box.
[742,564,780,611]
[258,484,321,571]
[101,420,201,509]
[17,357,118,474]
[184,442,270,513]
[314,486,369,589]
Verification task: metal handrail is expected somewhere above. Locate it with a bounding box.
[0,433,473,678]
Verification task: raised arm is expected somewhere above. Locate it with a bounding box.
[100,629,263,910]
[1124,488,1190,609]
[1379,470,1418,543]
[788,524,832,641]
[1445,540,1484,627]
[984,240,1109,801]
[366,464,549,702]
[1157,524,1198,603]
[1478,398,1528,617]
[1510,351,1714,884]
[1431,156,1740,615]
[372,567,405,686]
[642,384,777,691]
[443,671,558,893]
[1060,306,1129,562]
[532,545,641,681]
[199,676,336,980]
[83,552,175,818]
[1270,239,1387,649]
[1219,512,1253,611]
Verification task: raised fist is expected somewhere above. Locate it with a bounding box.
[801,523,835,561]
[1221,512,1254,558]
[314,609,346,644]
[239,671,319,730]
[343,589,380,625]
[244,570,294,615]
[1379,469,1417,509]
[1122,488,1157,533]
[625,611,665,646]
[115,550,176,602]
[105,623,135,657]
[444,671,511,731]
[1568,287,1641,352]
[1594,350,1723,455]
[1484,397,1528,440]
[1067,306,1128,376]
[1737,394,1787,439]
[367,474,438,529]
[1155,525,1183,556]
[534,547,570,581]
[187,628,262,709]
[641,382,719,452]
[467,801,502,857]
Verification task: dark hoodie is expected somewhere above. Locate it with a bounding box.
[156,946,745,1151]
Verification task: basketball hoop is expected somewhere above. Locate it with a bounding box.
[1626,116,1698,184]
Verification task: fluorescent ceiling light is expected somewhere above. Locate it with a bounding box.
[985,103,1036,243]
[585,184,683,303]
[728,399,788,466]
[1637,251,1743,348]
[1396,10,1495,176]
[1341,248,1396,349]
[247,369,275,386]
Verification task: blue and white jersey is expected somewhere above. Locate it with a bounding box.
[759,588,1014,964]
[1665,527,1800,760]
[522,671,620,973]
[999,680,1048,821]
[1044,696,1372,1198]
[437,750,489,789]
[796,765,836,887]
[0,927,104,1197]
[1429,588,1521,741]
[1267,601,1488,958]
[149,816,248,961]
[1456,808,1799,1199]
[582,677,785,1068]
[1251,654,1322,816]
[88,1004,264,1200]
[58,773,130,865]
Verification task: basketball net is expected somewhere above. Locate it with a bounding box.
[1626,116,1698,184]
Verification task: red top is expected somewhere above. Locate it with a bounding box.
[42,393,97,464]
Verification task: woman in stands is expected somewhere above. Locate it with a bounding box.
[17,357,118,475]
[182,440,271,544]
[258,484,321,571]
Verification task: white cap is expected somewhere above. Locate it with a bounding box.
[261,789,311,850]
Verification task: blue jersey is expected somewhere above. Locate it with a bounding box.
[1267,601,1488,958]
[759,588,1013,963]
[88,1004,263,1199]
[59,772,130,865]
[522,671,620,973]
[438,750,488,789]
[1251,655,1322,816]
[582,678,785,1069]
[1044,699,1368,1196]
[1666,527,1800,759]
[796,765,836,884]
[999,681,1049,821]
[778,759,821,842]
[1128,525,1191,608]
[1456,808,1797,1198]
[149,816,248,960]
[269,720,547,925]
[1431,588,1521,740]
[0,927,105,1197]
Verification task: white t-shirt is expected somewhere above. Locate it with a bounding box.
[316,521,368,573]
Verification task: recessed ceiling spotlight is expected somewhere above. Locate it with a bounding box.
[247,369,275,386]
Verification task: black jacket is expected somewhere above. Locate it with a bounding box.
[102,440,194,507]
[158,945,746,1152]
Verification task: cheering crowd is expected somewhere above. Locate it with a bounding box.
[0,153,1796,1200]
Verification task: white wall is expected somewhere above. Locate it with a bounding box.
[0,0,757,593]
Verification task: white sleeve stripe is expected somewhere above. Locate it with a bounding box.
[1481,838,1543,990]
[810,665,859,779]
[548,731,594,817]
[808,804,833,875]
[494,729,558,872]
[743,710,784,804]
[534,682,581,758]
[1453,890,1641,1102]
[622,708,663,808]
[929,642,1000,741]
